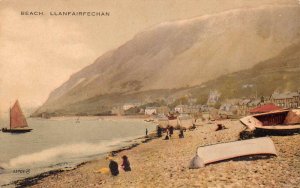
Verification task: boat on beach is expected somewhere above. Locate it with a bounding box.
[2,100,32,133]
[240,109,300,135]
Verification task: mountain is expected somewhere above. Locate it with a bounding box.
[33,5,300,116]
[188,40,300,101]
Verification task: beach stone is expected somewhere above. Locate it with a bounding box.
[26,121,300,188]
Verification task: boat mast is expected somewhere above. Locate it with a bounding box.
[9,101,12,129]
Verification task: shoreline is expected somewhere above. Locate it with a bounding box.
[29,114,150,121]
[10,133,157,188]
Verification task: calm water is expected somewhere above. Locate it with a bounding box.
[0,117,155,186]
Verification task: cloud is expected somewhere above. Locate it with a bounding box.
[0,8,97,112]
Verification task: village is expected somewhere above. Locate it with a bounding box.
[111,90,300,120]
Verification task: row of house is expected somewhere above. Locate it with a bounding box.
[218,90,300,117]
[122,103,141,111]
[174,105,209,114]
[144,106,169,115]
[144,105,210,116]
[270,91,300,108]
[117,90,300,116]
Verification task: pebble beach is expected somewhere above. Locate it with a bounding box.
[18,120,300,188]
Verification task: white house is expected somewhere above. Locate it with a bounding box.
[174,105,188,114]
[145,107,157,115]
[123,103,136,111]
[207,90,221,106]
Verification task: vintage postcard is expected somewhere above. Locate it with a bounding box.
[0,0,300,187]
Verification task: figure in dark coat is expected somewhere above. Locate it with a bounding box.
[109,159,119,176]
[121,155,131,172]
[157,126,162,137]
[169,126,174,138]
[179,129,184,138]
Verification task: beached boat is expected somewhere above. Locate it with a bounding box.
[2,100,32,133]
[240,109,300,135]
[189,137,277,168]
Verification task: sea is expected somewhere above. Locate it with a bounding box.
[0,116,156,187]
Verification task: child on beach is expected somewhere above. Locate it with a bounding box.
[121,155,131,172]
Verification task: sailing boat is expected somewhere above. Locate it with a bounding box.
[2,100,32,133]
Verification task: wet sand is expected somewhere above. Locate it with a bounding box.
[18,120,300,188]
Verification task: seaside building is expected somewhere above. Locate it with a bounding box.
[218,102,239,118]
[200,105,209,112]
[145,107,157,115]
[174,105,202,114]
[144,106,169,115]
[174,105,188,114]
[247,99,262,108]
[218,98,263,116]
[270,91,300,108]
[237,99,251,116]
[122,103,141,111]
[207,90,221,106]
[188,105,202,114]
[234,97,265,116]
[139,108,145,114]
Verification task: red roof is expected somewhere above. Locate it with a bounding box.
[250,103,283,114]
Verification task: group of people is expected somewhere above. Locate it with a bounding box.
[156,125,184,140]
[108,155,131,176]
[163,125,174,140]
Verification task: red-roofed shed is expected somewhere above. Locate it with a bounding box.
[250,103,283,114]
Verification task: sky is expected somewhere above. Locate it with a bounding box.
[0,0,298,114]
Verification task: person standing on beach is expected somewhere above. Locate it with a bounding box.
[121,155,131,172]
[157,126,162,137]
[164,128,170,140]
[169,126,174,138]
[146,128,148,137]
[179,129,184,138]
[108,157,119,176]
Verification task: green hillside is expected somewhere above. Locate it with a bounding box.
[189,41,300,101]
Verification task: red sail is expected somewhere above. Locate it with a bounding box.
[10,100,28,129]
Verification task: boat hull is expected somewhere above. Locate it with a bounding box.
[2,128,32,133]
[254,125,300,136]
[195,137,277,167]
[240,109,300,136]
